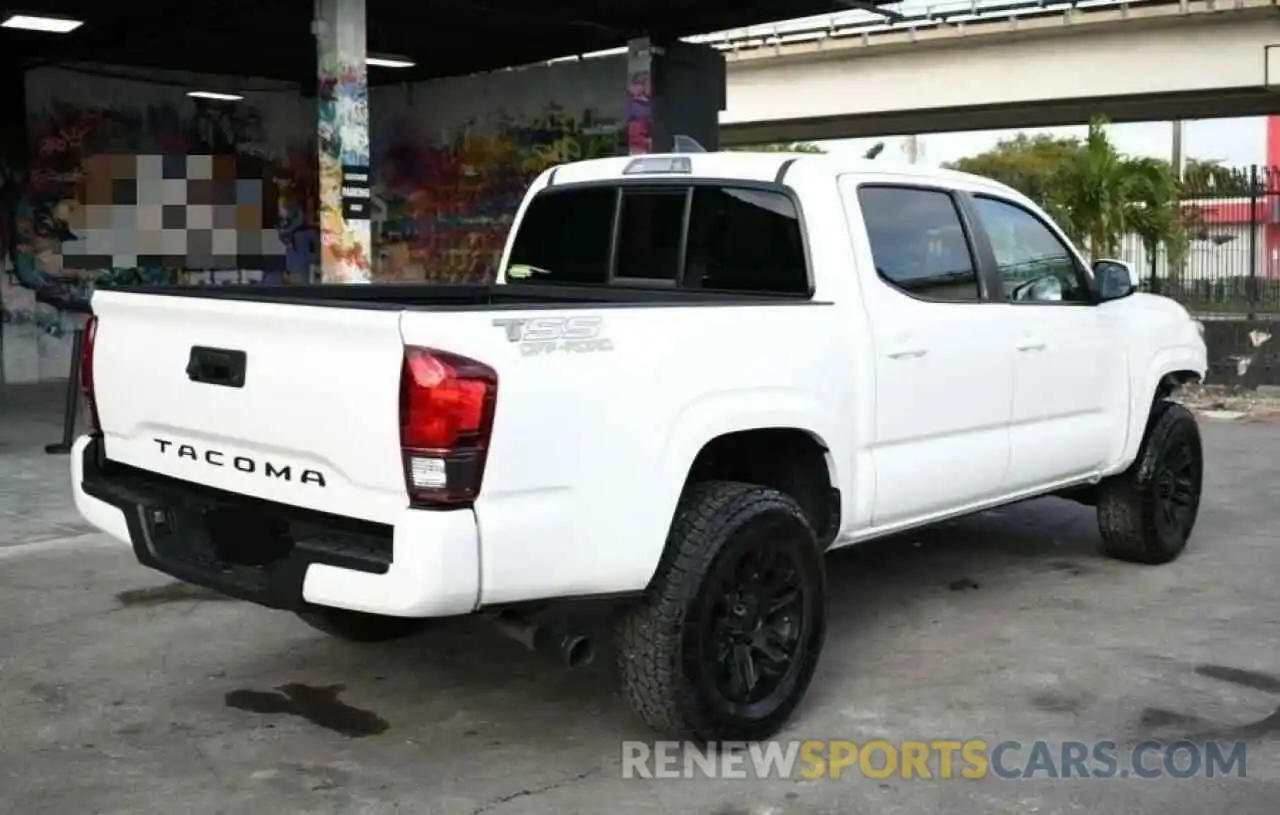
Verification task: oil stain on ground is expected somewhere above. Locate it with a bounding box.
[1195,663,1280,694]
[225,683,388,738]
[116,581,237,607]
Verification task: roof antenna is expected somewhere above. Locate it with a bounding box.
[673,134,707,153]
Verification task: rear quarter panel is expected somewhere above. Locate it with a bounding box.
[401,301,853,605]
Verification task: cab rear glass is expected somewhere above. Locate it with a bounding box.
[504,184,811,296]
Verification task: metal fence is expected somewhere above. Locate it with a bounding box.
[1117,164,1280,319]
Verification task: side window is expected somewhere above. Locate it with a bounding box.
[685,186,808,294]
[615,189,686,281]
[971,195,1090,303]
[856,186,982,303]
[505,187,615,284]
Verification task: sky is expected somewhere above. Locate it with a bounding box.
[714,0,1270,169]
[814,118,1268,169]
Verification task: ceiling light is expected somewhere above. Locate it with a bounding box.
[1,13,83,33]
[367,55,415,68]
[187,91,244,101]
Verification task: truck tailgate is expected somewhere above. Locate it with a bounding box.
[90,290,408,524]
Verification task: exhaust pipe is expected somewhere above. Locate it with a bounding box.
[490,611,595,668]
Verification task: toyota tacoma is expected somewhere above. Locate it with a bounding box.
[71,151,1207,741]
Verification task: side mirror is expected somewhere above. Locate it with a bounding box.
[1093,259,1137,301]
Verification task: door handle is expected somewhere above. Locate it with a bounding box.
[1015,336,1046,352]
[886,346,928,359]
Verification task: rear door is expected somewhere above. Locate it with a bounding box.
[91,290,409,524]
[840,180,1017,527]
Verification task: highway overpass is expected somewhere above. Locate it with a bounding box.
[704,0,1280,144]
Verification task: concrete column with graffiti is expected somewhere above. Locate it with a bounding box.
[627,38,654,156]
[315,0,372,283]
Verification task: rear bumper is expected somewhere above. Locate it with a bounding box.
[70,434,480,617]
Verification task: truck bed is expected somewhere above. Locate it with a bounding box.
[94,281,816,311]
[85,279,827,528]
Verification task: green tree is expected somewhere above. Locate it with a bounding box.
[1119,155,1189,280]
[1181,158,1256,197]
[1051,115,1131,256]
[1051,116,1186,264]
[944,132,1081,205]
[734,141,886,159]
[947,116,1186,269]
[741,142,826,153]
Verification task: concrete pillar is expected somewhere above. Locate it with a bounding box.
[628,39,726,155]
[1171,120,1184,181]
[650,41,726,153]
[314,0,372,283]
[626,38,654,155]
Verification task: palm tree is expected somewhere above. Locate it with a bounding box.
[1051,116,1129,258]
[1120,155,1187,290]
[1047,115,1185,283]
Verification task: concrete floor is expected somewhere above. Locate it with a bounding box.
[2,382,1280,814]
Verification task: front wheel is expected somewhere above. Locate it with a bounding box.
[613,481,827,742]
[1097,401,1203,564]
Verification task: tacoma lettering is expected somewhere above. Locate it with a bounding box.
[153,438,326,487]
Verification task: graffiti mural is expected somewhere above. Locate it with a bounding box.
[368,57,627,284]
[274,147,320,282]
[317,53,372,283]
[2,57,631,382]
[373,104,621,283]
[1,68,316,382]
[626,40,654,156]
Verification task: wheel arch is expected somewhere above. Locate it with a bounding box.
[682,427,840,547]
[1114,346,1205,473]
[643,396,845,590]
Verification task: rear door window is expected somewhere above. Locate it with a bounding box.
[856,185,983,303]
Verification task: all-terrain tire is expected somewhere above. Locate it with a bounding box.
[296,606,430,643]
[1097,400,1204,564]
[613,481,827,742]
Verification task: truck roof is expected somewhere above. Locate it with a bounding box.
[545,150,1021,199]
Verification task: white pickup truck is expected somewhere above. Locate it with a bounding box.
[71,151,1207,742]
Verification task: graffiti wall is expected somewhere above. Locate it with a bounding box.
[626,40,654,156]
[368,57,626,283]
[1,55,627,384]
[317,43,372,283]
[2,65,312,383]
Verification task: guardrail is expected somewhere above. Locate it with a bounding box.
[688,0,1257,53]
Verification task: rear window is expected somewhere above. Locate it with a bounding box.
[504,184,809,295]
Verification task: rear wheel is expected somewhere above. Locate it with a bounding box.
[296,606,429,643]
[614,481,827,742]
[1097,401,1203,564]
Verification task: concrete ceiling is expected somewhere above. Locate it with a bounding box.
[1,0,902,85]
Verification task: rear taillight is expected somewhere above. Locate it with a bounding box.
[80,315,101,434]
[399,346,498,505]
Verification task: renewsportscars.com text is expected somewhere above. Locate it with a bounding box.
[621,739,1248,781]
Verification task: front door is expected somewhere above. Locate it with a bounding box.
[964,193,1129,490]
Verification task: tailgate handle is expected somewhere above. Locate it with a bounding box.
[186,346,247,388]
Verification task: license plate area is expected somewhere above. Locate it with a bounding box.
[143,503,293,591]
